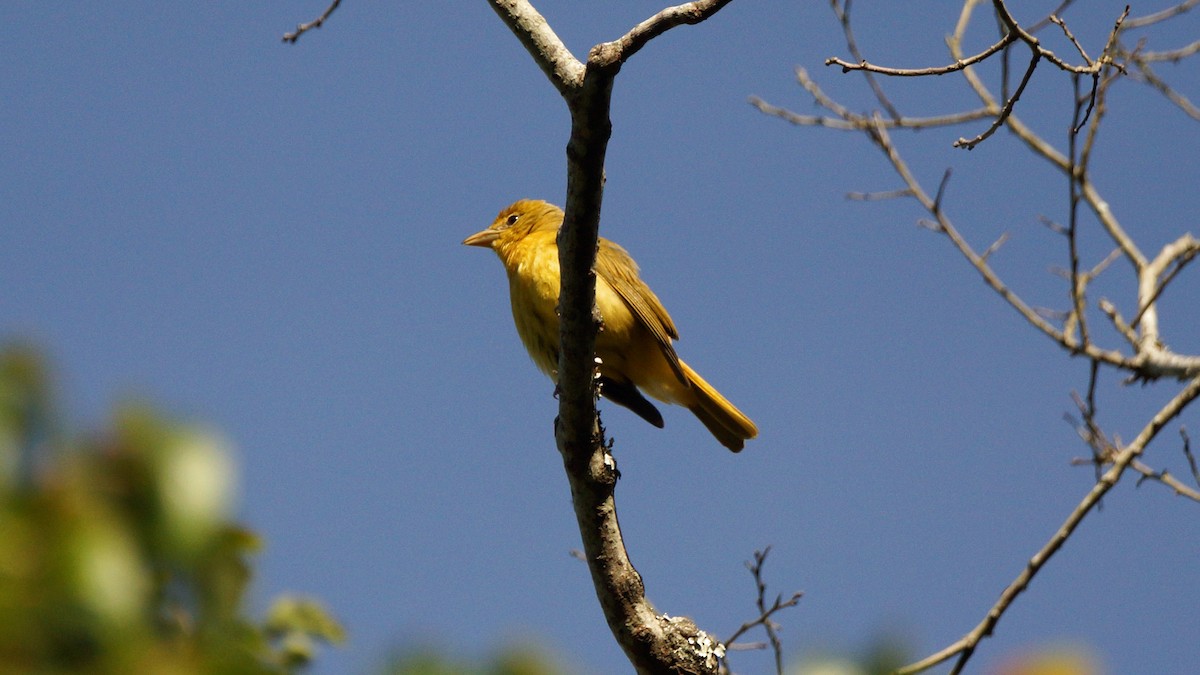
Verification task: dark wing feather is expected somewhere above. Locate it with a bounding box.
[595,238,686,383]
[598,376,664,427]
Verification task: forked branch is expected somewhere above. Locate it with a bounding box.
[722,547,803,675]
[488,2,737,673]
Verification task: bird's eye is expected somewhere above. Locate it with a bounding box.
[505,214,520,227]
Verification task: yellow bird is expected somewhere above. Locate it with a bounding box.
[464,199,757,452]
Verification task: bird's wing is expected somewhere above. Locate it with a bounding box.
[597,376,664,428]
[595,238,687,383]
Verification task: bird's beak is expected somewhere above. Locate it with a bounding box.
[462,228,500,248]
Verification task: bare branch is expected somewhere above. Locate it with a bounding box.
[1066,74,1091,345]
[1125,53,1200,120]
[749,65,993,135]
[282,0,342,43]
[1080,182,1146,268]
[954,47,1040,149]
[1183,427,1199,485]
[1131,459,1200,502]
[846,188,914,202]
[488,0,585,95]
[944,5,1148,267]
[1135,39,1200,63]
[826,32,1014,77]
[760,4,1200,672]
[829,0,1118,82]
[989,0,1123,74]
[1049,15,1092,65]
[593,0,735,67]
[1027,0,1081,33]
[862,115,1131,369]
[761,13,1200,381]
[1038,214,1067,236]
[1099,298,1139,348]
[829,0,900,118]
[1068,366,1116,473]
[900,376,1200,674]
[979,232,1010,262]
[722,547,802,675]
[1124,0,1200,29]
[286,0,348,43]
[1082,9,1129,141]
[1131,236,1200,329]
[794,66,856,119]
[748,94,992,132]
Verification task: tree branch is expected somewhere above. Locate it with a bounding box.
[487,0,585,95]
[1130,458,1200,502]
[827,31,1015,77]
[282,0,342,44]
[592,0,735,68]
[755,3,1200,672]
[489,2,736,672]
[899,375,1200,675]
[1124,0,1200,29]
[721,547,802,675]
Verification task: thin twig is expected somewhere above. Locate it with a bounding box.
[282,0,342,43]
[1133,39,1200,63]
[829,0,901,119]
[980,232,1010,262]
[947,3,1148,268]
[954,46,1040,149]
[1124,0,1200,29]
[1183,427,1199,485]
[1066,73,1090,346]
[831,0,1106,77]
[1098,299,1139,348]
[1028,0,1080,33]
[1131,459,1200,501]
[989,0,1115,74]
[1039,214,1067,236]
[1050,15,1092,65]
[827,31,1015,76]
[932,169,952,214]
[863,115,1131,368]
[1072,362,1112,482]
[722,547,802,675]
[1125,52,1200,120]
[846,188,914,201]
[749,95,992,131]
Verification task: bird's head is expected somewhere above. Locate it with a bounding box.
[463,200,564,255]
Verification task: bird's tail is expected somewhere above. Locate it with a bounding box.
[680,360,758,453]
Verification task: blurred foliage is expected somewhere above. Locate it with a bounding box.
[788,638,1098,675]
[0,345,342,674]
[381,644,571,675]
[990,647,1100,675]
[788,633,910,675]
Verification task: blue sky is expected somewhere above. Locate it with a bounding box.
[4,2,1199,673]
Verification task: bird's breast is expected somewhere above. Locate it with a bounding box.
[506,247,562,377]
